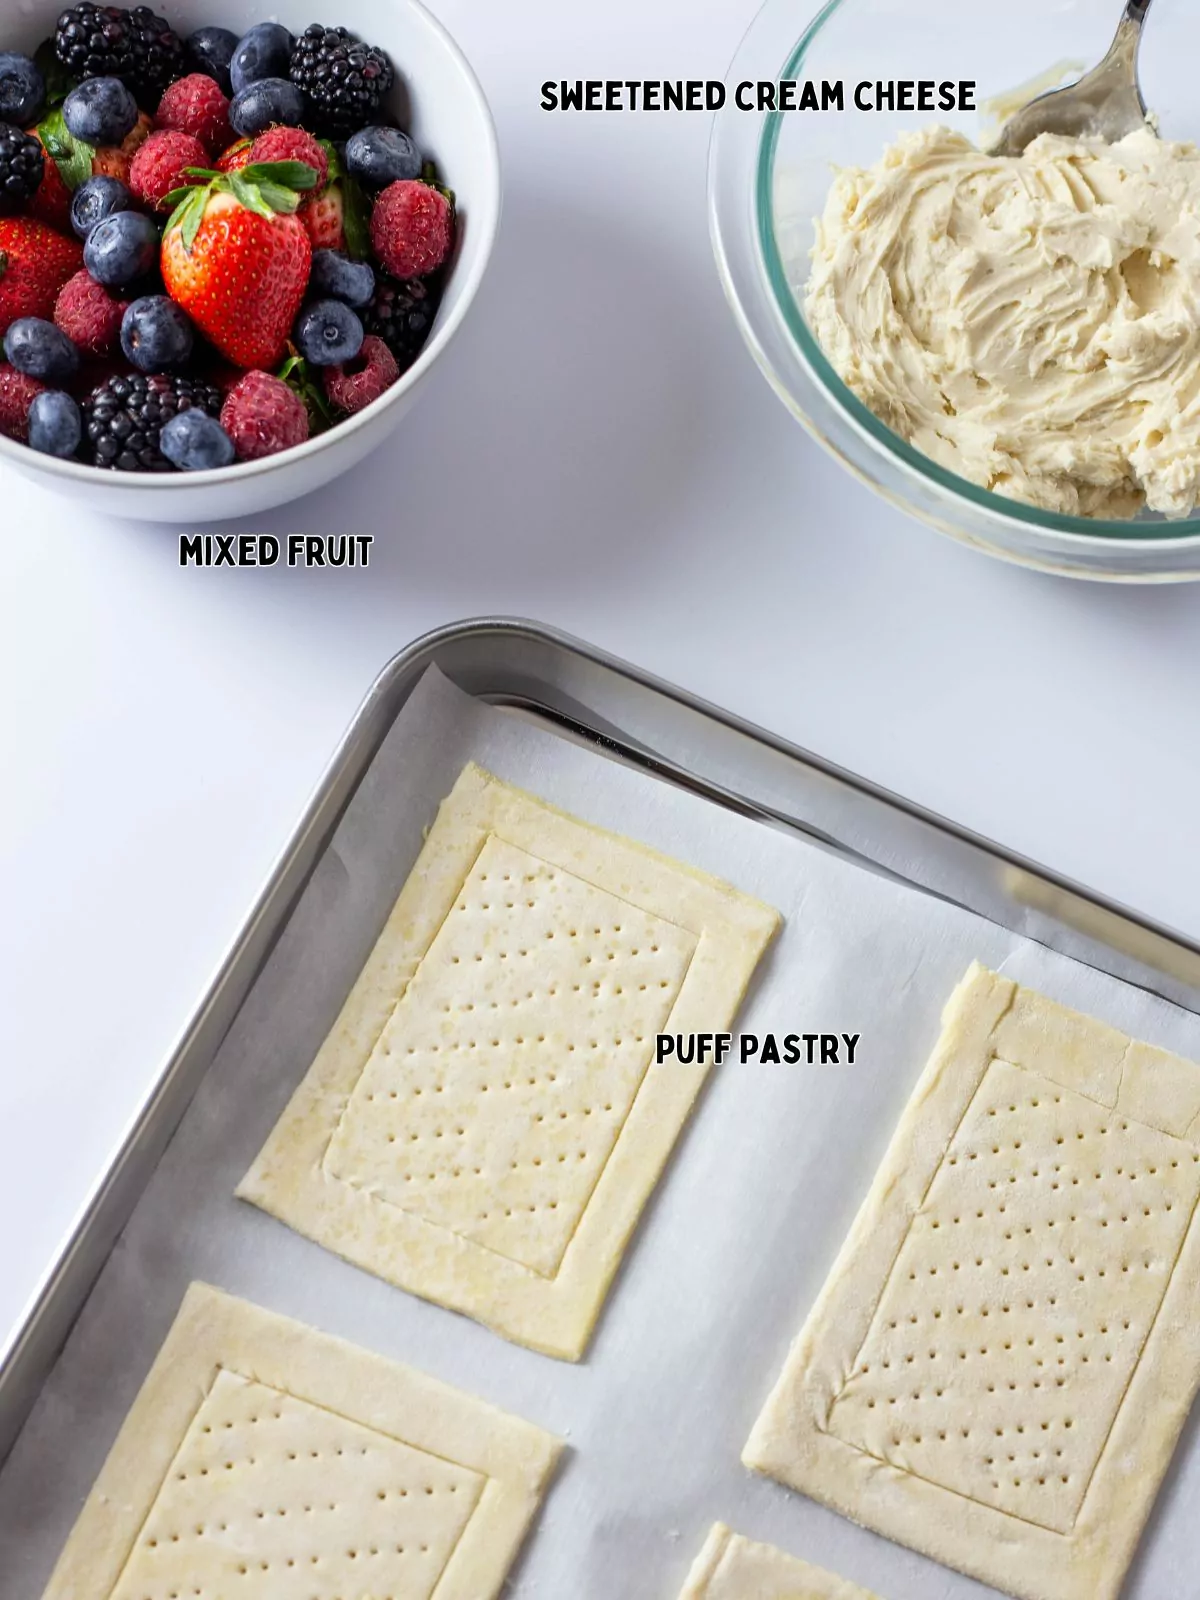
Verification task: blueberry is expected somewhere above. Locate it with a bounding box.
[344,127,421,188]
[4,317,79,383]
[28,390,82,459]
[84,210,161,289]
[309,250,375,309]
[294,298,364,366]
[229,77,306,137]
[121,296,194,371]
[70,174,133,239]
[185,25,239,95]
[229,22,293,95]
[159,408,235,470]
[63,77,139,147]
[0,52,44,127]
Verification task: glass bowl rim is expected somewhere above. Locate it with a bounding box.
[756,0,1200,546]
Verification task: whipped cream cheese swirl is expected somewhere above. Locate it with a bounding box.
[805,126,1200,519]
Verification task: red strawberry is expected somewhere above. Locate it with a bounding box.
[123,111,154,155]
[371,180,453,280]
[55,270,128,357]
[89,146,133,186]
[30,112,155,219]
[250,127,327,187]
[130,129,210,212]
[0,219,84,337]
[215,138,253,173]
[157,74,232,154]
[0,364,45,440]
[95,109,154,181]
[299,182,344,250]
[161,162,317,370]
[27,134,72,230]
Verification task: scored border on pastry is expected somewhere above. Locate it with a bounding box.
[239,762,780,1360]
[678,1522,881,1598]
[745,962,1200,1600]
[42,1283,561,1600]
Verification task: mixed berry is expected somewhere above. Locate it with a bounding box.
[0,7,455,472]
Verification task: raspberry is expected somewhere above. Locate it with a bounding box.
[323,334,398,414]
[156,73,231,154]
[370,180,453,280]
[129,128,208,211]
[54,269,128,357]
[299,184,344,250]
[220,369,308,460]
[215,137,253,173]
[0,363,46,440]
[249,126,328,187]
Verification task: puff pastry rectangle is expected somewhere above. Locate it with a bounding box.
[42,1283,561,1600]
[745,962,1200,1600]
[679,1523,881,1598]
[239,763,780,1360]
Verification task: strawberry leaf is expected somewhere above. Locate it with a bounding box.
[38,107,94,191]
[255,180,303,215]
[214,160,320,224]
[162,171,218,218]
[167,159,320,245]
[319,139,343,182]
[164,185,192,234]
[162,184,198,210]
[229,171,275,220]
[341,175,372,261]
[174,186,209,253]
[240,160,319,192]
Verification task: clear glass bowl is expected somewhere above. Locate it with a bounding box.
[709,0,1200,580]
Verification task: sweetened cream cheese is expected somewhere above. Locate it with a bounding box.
[804,125,1200,519]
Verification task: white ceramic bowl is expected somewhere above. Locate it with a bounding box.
[0,0,500,521]
[710,0,1200,581]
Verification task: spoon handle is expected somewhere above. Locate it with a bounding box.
[1123,0,1152,29]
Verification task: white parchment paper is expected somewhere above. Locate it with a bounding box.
[4,666,1200,1600]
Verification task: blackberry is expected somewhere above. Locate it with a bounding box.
[55,4,135,82]
[288,25,393,136]
[363,273,441,372]
[124,6,185,103]
[83,372,222,471]
[55,4,184,103]
[0,123,44,213]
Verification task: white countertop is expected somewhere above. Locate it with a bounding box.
[3,0,1200,1350]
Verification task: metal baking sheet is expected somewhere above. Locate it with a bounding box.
[5,620,1200,1600]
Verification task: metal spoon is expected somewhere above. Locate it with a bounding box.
[990,0,1154,157]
